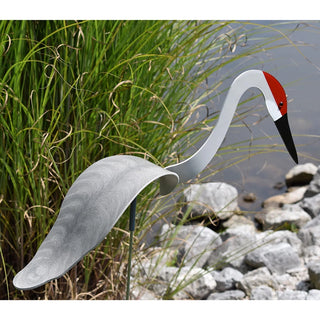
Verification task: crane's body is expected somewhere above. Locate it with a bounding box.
[13,70,298,291]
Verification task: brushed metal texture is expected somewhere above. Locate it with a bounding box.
[13,155,178,290]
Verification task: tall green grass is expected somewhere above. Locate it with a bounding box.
[0,20,307,299]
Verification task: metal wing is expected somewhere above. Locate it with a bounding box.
[13,155,178,290]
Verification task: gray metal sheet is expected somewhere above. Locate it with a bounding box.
[13,155,178,290]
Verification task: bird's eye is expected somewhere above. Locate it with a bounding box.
[279,102,284,108]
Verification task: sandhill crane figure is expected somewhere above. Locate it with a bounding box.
[13,70,298,295]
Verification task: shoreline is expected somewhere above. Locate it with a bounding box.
[131,162,320,300]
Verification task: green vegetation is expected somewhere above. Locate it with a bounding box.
[0,20,308,300]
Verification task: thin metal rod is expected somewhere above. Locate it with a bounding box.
[126,197,136,300]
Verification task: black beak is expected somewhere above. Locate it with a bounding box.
[275,114,298,164]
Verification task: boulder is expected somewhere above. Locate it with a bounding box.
[285,163,317,187]
[250,285,276,300]
[299,193,320,218]
[237,267,278,295]
[277,289,308,300]
[307,260,320,290]
[255,204,311,231]
[211,267,243,291]
[262,186,307,209]
[159,224,222,268]
[206,233,257,272]
[245,243,302,275]
[207,290,245,300]
[183,182,239,220]
[256,230,303,255]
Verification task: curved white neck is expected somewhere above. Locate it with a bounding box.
[165,70,281,182]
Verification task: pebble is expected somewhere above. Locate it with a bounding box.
[243,193,256,202]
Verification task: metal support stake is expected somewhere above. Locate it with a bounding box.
[126,197,136,300]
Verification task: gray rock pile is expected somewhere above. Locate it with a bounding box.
[131,163,320,300]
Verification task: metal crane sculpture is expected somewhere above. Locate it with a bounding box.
[13,70,298,294]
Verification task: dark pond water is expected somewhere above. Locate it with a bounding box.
[197,21,320,212]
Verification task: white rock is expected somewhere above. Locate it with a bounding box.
[298,220,320,247]
[184,182,239,220]
[207,290,245,300]
[256,230,303,255]
[223,214,255,229]
[305,166,320,197]
[278,289,307,300]
[273,273,298,291]
[152,266,216,299]
[262,186,308,209]
[160,224,222,268]
[285,163,317,187]
[287,265,310,291]
[257,204,311,231]
[245,243,302,275]
[206,233,257,272]
[300,215,320,229]
[250,285,276,300]
[223,224,258,238]
[237,267,279,295]
[306,289,320,300]
[211,267,243,291]
[131,247,178,279]
[300,193,320,218]
[302,245,320,264]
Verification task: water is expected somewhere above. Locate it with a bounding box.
[198,21,320,212]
